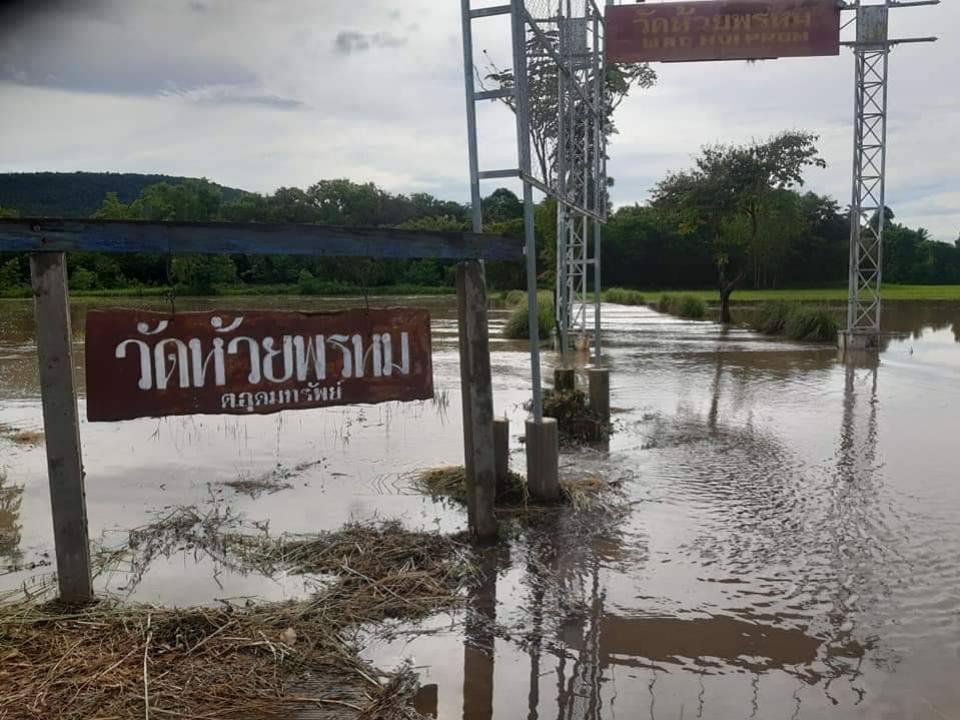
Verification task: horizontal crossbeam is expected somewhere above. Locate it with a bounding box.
[0,218,524,262]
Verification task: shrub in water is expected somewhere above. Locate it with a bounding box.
[752,301,792,334]
[675,295,706,319]
[503,289,527,307]
[605,287,645,305]
[656,293,673,313]
[783,306,838,342]
[503,292,554,340]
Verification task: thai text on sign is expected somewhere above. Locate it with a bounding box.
[84,307,433,421]
[605,0,841,64]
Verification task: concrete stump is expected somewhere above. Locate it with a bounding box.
[526,418,559,502]
[588,367,610,423]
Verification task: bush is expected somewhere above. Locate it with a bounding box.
[503,289,527,307]
[0,258,23,291]
[751,302,839,342]
[655,293,706,320]
[503,292,554,340]
[752,301,792,334]
[675,295,706,319]
[783,306,838,342]
[605,287,645,305]
[70,267,99,291]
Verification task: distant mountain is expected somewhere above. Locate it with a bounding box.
[0,172,248,218]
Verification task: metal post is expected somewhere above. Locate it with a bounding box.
[593,5,605,361]
[593,219,602,361]
[512,0,543,422]
[461,0,483,234]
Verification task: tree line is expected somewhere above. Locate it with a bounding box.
[0,154,956,299]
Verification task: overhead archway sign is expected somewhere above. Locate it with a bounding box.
[605,0,841,64]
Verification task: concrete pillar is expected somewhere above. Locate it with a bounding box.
[493,418,510,495]
[525,418,559,502]
[588,367,610,423]
[839,330,880,354]
[554,367,576,392]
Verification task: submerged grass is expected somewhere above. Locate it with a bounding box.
[0,424,44,447]
[415,465,528,507]
[604,287,645,306]
[1,513,476,719]
[655,293,707,320]
[413,465,614,513]
[751,301,839,342]
[502,292,554,340]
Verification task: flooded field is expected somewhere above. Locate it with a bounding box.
[1,296,959,719]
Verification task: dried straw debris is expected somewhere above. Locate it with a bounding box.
[1,519,475,720]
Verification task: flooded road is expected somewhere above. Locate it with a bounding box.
[2,297,959,718]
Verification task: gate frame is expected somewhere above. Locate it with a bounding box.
[0,217,523,602]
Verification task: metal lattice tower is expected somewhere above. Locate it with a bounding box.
[841,0,938,350]
[460,0,608,418]
[846,5,890,340]
[553,2,606,358]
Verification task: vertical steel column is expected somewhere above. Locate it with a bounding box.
[846,4,889,341]
[556,11,570,358]
[512,0,544,421]
[461,0,483,234]
[592,6,604,361]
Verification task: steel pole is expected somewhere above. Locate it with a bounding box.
[512,0,543,421]
[461,0,483,233]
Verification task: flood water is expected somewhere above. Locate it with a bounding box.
[1,296,959,719]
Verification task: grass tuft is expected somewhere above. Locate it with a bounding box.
[783,306,839,342]
[604,287,645,306]
[750,301,839,342]
[655,293,706,320]
[502,292,554,340]
[413,465,613,513]
[502,289,527,307]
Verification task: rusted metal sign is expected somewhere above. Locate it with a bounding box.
[605,0,841,64]
[85,308,433,421]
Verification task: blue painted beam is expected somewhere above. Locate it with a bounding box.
[0,218,524,262]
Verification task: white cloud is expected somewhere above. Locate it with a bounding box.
[0,0,956,240]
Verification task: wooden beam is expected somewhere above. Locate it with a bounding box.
[456,260,497,541]
[0,218,524,262]
[30,253,93,604]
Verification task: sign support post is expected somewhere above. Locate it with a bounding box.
[457,260,498,541]
[29,252,93,604]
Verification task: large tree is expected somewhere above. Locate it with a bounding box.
[651,131,825,323]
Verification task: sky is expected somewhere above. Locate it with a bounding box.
[0,0,956,241]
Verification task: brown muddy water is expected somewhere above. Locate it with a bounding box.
[1,296,959,719]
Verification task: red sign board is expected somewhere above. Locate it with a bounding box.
[605,0,841,64]
[85,308,433,422]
